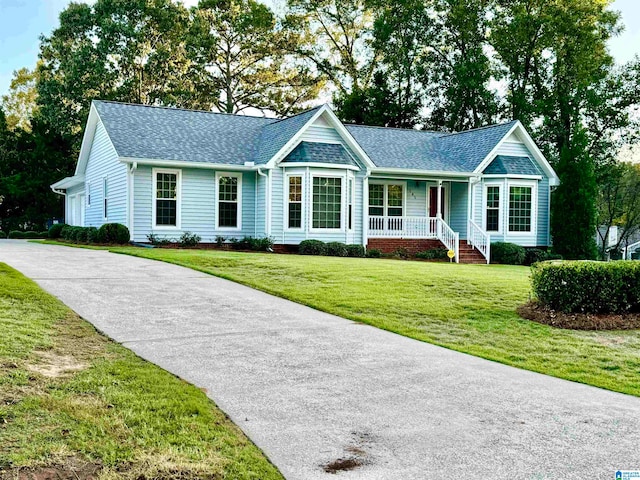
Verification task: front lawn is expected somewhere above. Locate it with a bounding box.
[108,247,640,397]
[0,263,283,479]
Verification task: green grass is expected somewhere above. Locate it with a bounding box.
[0,263,283,479]
[94,246,640,397]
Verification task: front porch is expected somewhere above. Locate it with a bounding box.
[364,178,490,263]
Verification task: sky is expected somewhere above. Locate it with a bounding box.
[0,0,638,98]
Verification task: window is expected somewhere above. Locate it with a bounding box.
[155,171,178,226]
[486,186,500,232]
[87,182,91,207]
[368,184,384,216]
[348,178,354,230]
[312,177,342,229]
[509,186,532,232]
[218,174,241,228]
[387,185,403,217]
[368,183,404,216]
[103,177,108,219]
[288,176,302,229]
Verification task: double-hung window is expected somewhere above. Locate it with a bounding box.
[348,178,354,230]
[217,173,241,229]
[312,176,342,229]
[288,176,303,229]
[485,186,500,232]
[154,170,179,227]
[508,185,533,232]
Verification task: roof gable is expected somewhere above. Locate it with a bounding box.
[483,155,542,175]
[282,141,359,168]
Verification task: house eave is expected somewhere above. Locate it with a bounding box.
[118,157,257,171]
[51,175,85,191]
[371,167,475,178]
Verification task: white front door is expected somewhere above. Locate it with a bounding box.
[77,194,85,226]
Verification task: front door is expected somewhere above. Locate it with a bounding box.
[428,186,446,219]
[78,194,85,226]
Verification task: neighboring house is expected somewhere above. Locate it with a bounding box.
[51,101,559,263]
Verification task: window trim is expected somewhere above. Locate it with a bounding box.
[347,175,354,231]
[310,173,346,233]
[285,173,304,231]
[86,181,91,207]
[102,176,108,221]
[506,180,537,236]
[216,171,243,231]
[368,180,407,218]
[152,168,182,230]
[482,183,503,234]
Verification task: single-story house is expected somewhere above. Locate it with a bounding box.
[51,100,559,263]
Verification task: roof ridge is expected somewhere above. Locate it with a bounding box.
[93,99,277,121]
[266,104,324,125]
[345,123,442,134]
[439,120,518,138]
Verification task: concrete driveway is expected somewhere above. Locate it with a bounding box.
[1,240,639,479]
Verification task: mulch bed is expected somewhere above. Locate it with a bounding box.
[518,301,640,330]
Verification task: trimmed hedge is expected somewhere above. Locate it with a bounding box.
[415,247,448,260]
[0,231,6,239]
[8,230,48,239]
[346,244,366,258]
[299,240,326,255]
[326,242,348,257]
[98,223,130,244]
[366,248,382,258]
[48,223,67,239]
[491,242,526,265]
[531,261,640,314]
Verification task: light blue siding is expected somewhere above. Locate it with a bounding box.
[449,182,468,238]
[132,166,256,243]
[255,172,267,237]
[537,177,550,246]
[83,121,127,227]
[406,181,427,217]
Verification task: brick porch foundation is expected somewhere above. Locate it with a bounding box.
[366,238,445,254]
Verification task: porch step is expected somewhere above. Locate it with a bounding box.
[458,244,488,264]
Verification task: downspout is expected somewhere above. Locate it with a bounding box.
[362,168,371,248]
[257,167,269,237]
[50,186,67,223]
[128,162,138,241]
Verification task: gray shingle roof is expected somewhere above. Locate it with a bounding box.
[282,141,359,167]
[345,121,518,172]
[94,100,275,165]
[483,155,541,175]
[93,101,524,174]
[253,107,323,165]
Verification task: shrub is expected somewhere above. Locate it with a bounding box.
[392,247,409,259]
[249,237,274,251]
[98,223,130,244]
[0,231,6,239]
[346,244,366,257]
[524,248,549,266]
[299,239,326,255]
[366,248,382,258]
[230,237,253,250]
[325,242,348,257]
[215,236,226,246]
[8,231,24,239]
[415,247,448,260]
[75,228,89,243]
[178,232,201,247]
[491,242,526,265]
[86,227,99,243]
[147,233,171,246]
[531,261,640,314]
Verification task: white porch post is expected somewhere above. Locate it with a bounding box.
[436,180,443,219]
[362,175,369,247]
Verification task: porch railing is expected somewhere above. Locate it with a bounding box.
[437,217,459,264]
[368,216,438,239]
[368,215,459,262]
[467,219,490,264]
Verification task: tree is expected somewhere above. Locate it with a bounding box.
[422,0,498,131]
[551,127,598,259]
[285,0,378,97]
[37,0,196,145]
[188,0,322,115]
[596,162,640,258]
[1,68,39,132]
